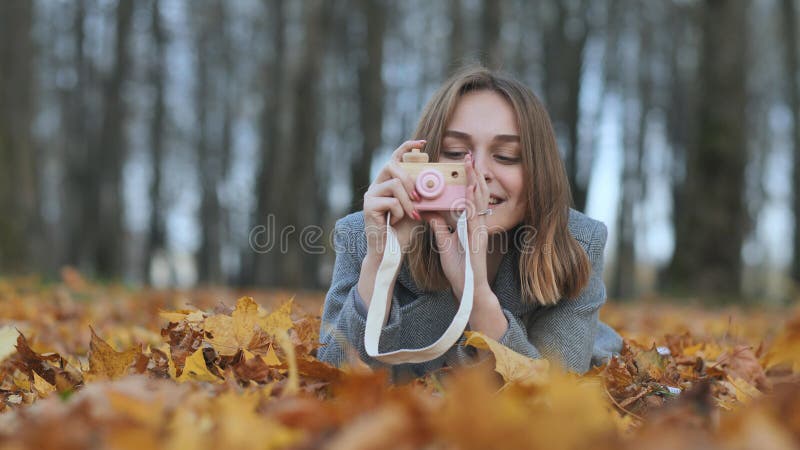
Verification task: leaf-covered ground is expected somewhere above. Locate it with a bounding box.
[0,272,799,450]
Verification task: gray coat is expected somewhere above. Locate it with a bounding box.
[318,208,623,382]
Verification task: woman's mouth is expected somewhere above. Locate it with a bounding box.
[489,195,505,206]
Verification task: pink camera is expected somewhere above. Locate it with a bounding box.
[400,149,466,212]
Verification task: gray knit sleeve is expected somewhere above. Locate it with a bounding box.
[317,217,465,371]
[517,221,609,374]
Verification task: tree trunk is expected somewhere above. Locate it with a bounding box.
[613,11,652,300]
[664,0,748,299]
[447,0,464,71]
[541,0,590,211]
[349,0,386,213]
[90,0,133,278]
[481,0,502,69]
[0,0,38,273]
[145,0,168,284]
[267,0,332,288]
[194,0,232,284]
[783,0,800,285]
[249,0,287,286]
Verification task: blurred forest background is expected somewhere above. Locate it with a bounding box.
[0,0,798,304]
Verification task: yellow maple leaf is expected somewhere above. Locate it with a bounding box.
[260,298,294,337]
[244,345,281,366]
[204,297,261,356]
[263,343,281,366]
[464,331,549,386]
[177,348,222,383]
[762,313,800,372]
[86,327,141,381]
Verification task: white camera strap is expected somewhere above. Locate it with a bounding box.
[364,211,474,364]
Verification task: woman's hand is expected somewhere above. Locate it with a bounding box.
[423,153,492,299]
[363,140,426,259]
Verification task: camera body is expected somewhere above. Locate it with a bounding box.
[400,149,466,211]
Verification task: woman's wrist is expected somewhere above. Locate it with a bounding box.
[468,290,508,341]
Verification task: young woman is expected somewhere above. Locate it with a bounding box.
[318,66,622,382]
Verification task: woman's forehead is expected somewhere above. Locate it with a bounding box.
[447,90,519,138]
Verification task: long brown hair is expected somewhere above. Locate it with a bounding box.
[406,65,592,305]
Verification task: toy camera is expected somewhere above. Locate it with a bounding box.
[400,148,467,211]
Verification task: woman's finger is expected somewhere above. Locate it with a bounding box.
[375,162,419,202]
[428,216,456,253]
[365,196,405,225]
[367,179,419,221]
[389,139,427,163]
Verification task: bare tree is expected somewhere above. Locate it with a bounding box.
[349,0,387,211]
[612,4,654,300]
[481,0,502,68]
[267,0,332,287]
[193,0,234,284]
[448,0,465,70]
[250,0,287,286]
[782,0,800,286]
[145,0,169,283]
[665,0,749,298]
[0,0,38,273]
[541,0,591,211]
[91,0,134,278]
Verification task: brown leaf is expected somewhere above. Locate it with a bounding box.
[86,327,141,381]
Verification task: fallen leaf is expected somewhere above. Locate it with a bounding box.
[464,330,549,386]
[176,348,222,383]
[260,298,294,337]
[0,325,19,362]
[204,297,260,356]
[86,326,141,381]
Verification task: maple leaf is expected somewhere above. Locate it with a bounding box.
[260,298,294,337]
[633,345,667,382]
[176,347,222,383]
[86,326,141,381]
[762,312,800,373]
[204,296,262,356]
[464,330,549,386]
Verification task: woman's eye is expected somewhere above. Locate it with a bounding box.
[441,150,467,159]
[495,155,521,163]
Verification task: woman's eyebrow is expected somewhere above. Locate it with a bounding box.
[492,134,521,144]
[444,130,521,144]
[443,130,472,142]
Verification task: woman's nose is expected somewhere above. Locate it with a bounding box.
[472,151,493,181]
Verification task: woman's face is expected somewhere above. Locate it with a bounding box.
[438,90,526,235]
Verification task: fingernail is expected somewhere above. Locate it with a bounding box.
[413,190,420,201]
[413,210,421,220]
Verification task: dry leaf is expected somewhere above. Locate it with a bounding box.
[86,327,141,381]
[204,296,261,356]
[464,330,549,386]
[176,348,222,384]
